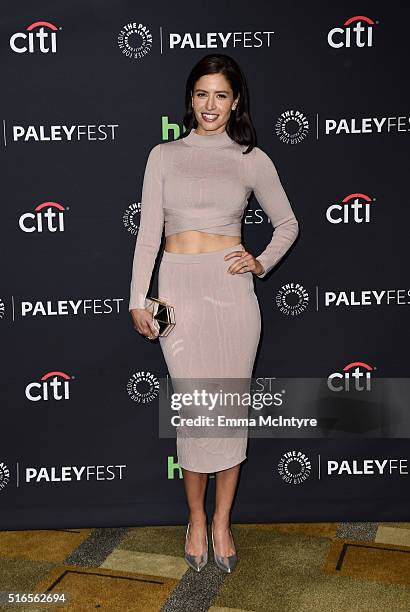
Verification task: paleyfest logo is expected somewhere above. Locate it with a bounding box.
[19,201,67,233]
[10,21,60,54]
[326,192,374,224]
[25,464,126,484]
[327,361,375,392]
[327,15,377,48]
[327,458,408,476]
[10,123,119,143]
[324,288,410,308]
[25,371,74,402]
[324,114,407,136]
[167,30,275,50]
[277,451,407,484]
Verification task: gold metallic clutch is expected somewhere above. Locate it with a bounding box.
[144,296,176,338]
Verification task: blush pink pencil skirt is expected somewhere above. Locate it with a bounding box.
[158,243,261,473]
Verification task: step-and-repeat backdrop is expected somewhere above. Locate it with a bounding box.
[1,2,409,529]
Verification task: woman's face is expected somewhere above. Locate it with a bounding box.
[191,73,239,135]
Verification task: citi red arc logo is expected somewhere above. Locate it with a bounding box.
[326,193,374,224]
[328,16,377,48]
[327,361,375,392]
[25,371,73,401]
[19,201,66,233]
[10,21,60,54]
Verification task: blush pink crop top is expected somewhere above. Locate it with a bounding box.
[129,128,299,310]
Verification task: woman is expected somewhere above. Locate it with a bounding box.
[129,54,299,573]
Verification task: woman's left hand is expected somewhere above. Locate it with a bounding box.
[224,248,265,276]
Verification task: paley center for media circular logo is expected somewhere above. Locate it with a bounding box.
[0,462,10,491]
[275,282,309,316]
[127,371,159,403]
[275,110,309,145]
[123,202,141,236]
[278,450,311,485]
[118,23,153,60]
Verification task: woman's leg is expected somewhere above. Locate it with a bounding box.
[182,468,208,554]
[212,463,241,555]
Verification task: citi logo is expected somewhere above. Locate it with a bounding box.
[326,193,374,224]
[327,361,375,392]
[327,16,377,49]
[10,21,60,54]
[19,201,66,233]
[25,370,73,401]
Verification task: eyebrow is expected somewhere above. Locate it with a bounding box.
[195,88,230,94]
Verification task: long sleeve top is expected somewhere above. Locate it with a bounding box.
[129,128,299,310]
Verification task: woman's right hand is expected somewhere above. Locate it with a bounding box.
[130,308,160,340]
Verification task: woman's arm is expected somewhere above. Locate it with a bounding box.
[251,147,299,278]
[128,144,164,310]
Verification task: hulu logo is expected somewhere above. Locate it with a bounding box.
[162,117,187,141]
[167,456,183,479]
[167,456,215,479]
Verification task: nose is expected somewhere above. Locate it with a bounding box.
[205,96,217,111]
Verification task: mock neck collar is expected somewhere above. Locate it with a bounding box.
[182,128,234,148]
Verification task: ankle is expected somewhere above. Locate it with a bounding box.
[212,512,231,529]
[188,510,207,526]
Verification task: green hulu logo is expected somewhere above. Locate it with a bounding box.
[167,456,183,479]
[162,117,187,141]
[167,456,215,479]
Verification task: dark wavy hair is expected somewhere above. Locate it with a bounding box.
[178,53,257,154]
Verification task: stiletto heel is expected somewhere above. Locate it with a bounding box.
[184,522,208,572]
[211,521,238,573]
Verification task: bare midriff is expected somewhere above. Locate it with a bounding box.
[164,230,241,254]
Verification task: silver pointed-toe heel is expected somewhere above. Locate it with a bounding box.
[211,522,238,573]
[184,522,208,572]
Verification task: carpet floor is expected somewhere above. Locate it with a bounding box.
[0,521,409,611]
